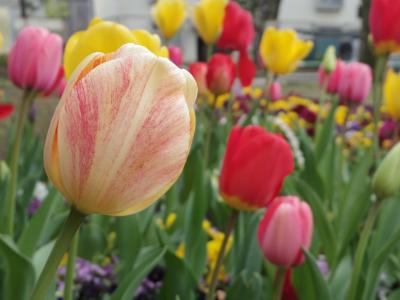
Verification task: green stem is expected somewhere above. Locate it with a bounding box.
[346,201,380,300]
[64,230,79,300]
[4,90,37,236]
[206,44,213,61]
[272,267,286,300]
[31,207,86,300]
[372,55,388,164]
[206,209,239,300]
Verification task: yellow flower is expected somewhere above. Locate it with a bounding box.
[64,18,168,79]
[151,0,186,40]
[192,0,227,45]
[383,69,400,120]
[259,27,313,75]
[131,30,169,58]
[176,243,185,258]
[335,105,349,126]
[165,212,177,229]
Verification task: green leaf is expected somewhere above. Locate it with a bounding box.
[160,251,197,300]
[294,250,332,300]
[18,187,62,257]
[292,176,336,266]
[116,215,141,276]
[329,256,351,300]
[0,235,35,300]
[110,246,166,300]
[315,99,339,163]
[227,270,266,300]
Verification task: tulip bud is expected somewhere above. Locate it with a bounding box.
[168,46,183,68]
[257,196,313,267]
[44,44,197,216]
[189,62,208,96]
[267,81,282,102]
[372,142,400,199]
[206,53,236,95]
[321,46,337,74]
[0,160,10,182]
[219,126,294,211]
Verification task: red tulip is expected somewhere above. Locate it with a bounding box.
[337,62,372,103]
[0,103,14,120]
[369,0,400,54]
[168,45,183,68]
[318,59,344,94]
[206,53,236,95]
[217,1,256,87]
[8,26,63,94]
[189,62,208,96]
[219,126,294,211]
[282,269,299,300]
[217,1,255,51]
[257,196,313,267]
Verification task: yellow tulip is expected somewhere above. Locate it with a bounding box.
[151,0,186,40]
[259,27,313,75]
[45,44,197,216]
[383,69,400,120]
[131,30,169,58]
[192,0,227,45]
[64,18,168,79]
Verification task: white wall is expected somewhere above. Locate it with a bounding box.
[279,0,361,31]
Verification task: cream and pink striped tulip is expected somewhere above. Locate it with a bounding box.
[44,44,197,216]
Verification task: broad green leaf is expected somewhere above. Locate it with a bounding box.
[18,187,62,257]
[160,251,197,300]
[0,235,35,300]
[110,246,166,300]
[227,270,266,300]
[294,250,332,300]
[329,256,351,300]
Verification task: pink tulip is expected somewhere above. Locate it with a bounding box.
[268,81,282,101]
[257,196,313,267]
[337,62,372,103]
[8,26,63,94]
[188,62,208,96]
[318,59,345,94]
[206,53,236,95]
[168,46,183,68]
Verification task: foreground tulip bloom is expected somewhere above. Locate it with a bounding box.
[259,27,313,76]
[168,46,183,67]
[206,53,236,96]
[192,0,227,45]
[44,44,197,216]
[189,62,208,96]
[64,18,168,79]
[383,69,400,120]
[258,196,313,267]
[369,0,400,54]
[0,103,14,120]
[151,0,186,40]
[337,62,372,104]
[219,126,294,211]
[8,26,63,94]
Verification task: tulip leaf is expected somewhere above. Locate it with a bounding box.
[315,98,339,163]
[0,235,36,300]
[110,246,166,300]
[294,250,332,300]
[292,176,336,266]
[18,187,62,257]
[329,256,351,300]
[115,214,141,276]
[160,251,197,300]
[227,270,267,300]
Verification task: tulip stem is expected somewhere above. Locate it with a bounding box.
[64,230,79,300]
[206,209,239,300]
[372,54,388,164]
[4,90,37,236]
[346,201,380,300]
[272,267,286,300]
[31,207,86,300]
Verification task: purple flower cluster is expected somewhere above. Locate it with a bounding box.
[134,266,165,300]
[57,257,117,299]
